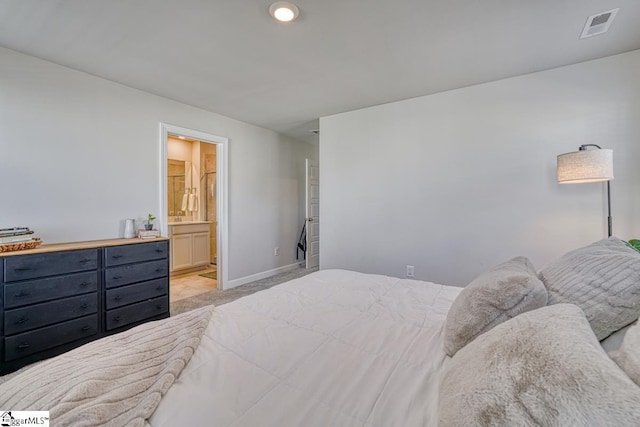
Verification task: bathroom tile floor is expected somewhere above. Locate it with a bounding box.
[170,267,217,302]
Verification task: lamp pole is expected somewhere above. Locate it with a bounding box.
[579,144,612,237]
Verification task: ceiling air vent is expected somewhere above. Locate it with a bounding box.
[580,8,619,39]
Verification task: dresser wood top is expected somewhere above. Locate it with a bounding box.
[0,237,169,257]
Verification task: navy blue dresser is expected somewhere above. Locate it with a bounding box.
[0,238,170,374]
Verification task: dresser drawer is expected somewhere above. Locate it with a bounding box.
[0,274,3,340]
[4,293,98,335]
[105,278,168,309]
[104,241,168,267]
[4,249,98,282]
[105,260,167,289]
[3,271,98,309]
[105,296,168,330]
[4,314,98,361]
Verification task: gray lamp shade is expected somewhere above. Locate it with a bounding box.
[557,149,614,184]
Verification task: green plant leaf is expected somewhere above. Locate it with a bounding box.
[629,239,640,252]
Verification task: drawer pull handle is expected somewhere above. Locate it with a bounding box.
[112,255,123,259]
[114,295,122,301]
[155,249,164,253]
[81,325,91,332]
[80,303,89,309]
[14,267,31,272]
[155,268,163,272]
[79,258,93,264]
[156,305,163,310]
[14,291,31,298]
[113,275,123,280]
[15,317,28,325]
[17,343,30,349]
[113,316,121,322]
[80,281,91,287]
[156,286,162,291]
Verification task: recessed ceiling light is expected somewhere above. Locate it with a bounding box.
[178,136,186,140]
[269,2,299,22]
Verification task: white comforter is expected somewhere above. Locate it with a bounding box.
[149,269,462,427]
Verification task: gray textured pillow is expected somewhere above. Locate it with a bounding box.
[440,304,640,427]
[443,256,547,357]
[611,321,640,386]
[540,237,640,340]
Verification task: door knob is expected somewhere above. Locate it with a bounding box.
[307,218,314,222]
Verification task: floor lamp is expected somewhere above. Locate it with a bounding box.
[557,144,614,237]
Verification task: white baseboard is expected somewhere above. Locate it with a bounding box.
[224,262,305,290]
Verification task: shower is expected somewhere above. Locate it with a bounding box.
[200,171,217,264]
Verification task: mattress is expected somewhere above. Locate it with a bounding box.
[149,269,462,427]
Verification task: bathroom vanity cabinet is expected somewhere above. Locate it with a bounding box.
[168,222,211,274]
[0,238,170,374]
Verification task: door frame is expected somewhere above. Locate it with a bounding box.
[160,123,229,290]
[305,158,319,269]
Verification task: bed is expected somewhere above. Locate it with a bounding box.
[2,237,640,426]
[150,269,461,426]
[0,269,462,426]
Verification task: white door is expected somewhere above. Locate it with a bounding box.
[305,159,319,269]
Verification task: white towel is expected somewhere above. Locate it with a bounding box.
[188,193,198,212]
[181,193,188,211]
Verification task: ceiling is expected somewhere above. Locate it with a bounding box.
[1,1,639,143]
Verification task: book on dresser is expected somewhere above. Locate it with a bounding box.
[0,237,170,374]
[138,229,160,239]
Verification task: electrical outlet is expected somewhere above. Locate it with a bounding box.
[406,265,414,277]
[274,247,280,256]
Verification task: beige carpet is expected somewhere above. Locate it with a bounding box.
[0,266,317,385]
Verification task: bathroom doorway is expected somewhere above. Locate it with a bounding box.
[160,123,228,292]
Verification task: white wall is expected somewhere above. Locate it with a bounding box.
[320,50,640,286]
[0,47,318,284]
